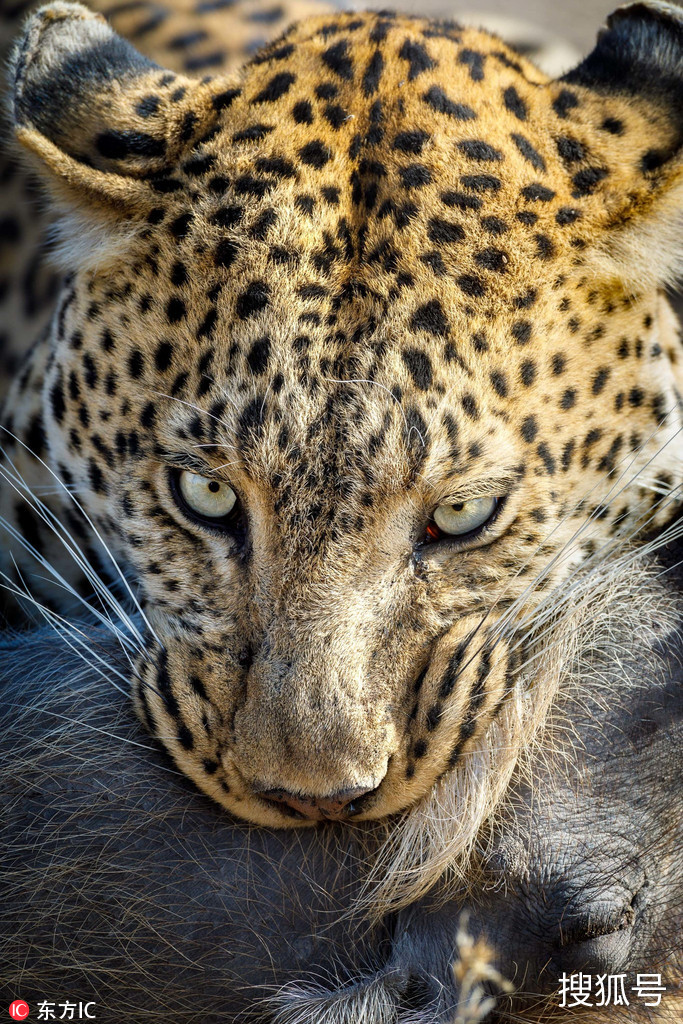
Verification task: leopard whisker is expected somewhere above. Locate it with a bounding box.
[0,556,163,706]
[505,482,683,652]
[0,429,159,648]
[480,421,683,652]
[0,509,141,655]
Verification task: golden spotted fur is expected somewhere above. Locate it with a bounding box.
[1,0,682,848]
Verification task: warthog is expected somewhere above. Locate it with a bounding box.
[2,532,681,1023]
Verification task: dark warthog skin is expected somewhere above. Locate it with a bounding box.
[1,543,682,1022]
[391,653,683,1023]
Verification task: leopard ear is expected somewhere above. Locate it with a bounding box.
[9,2,233,266]
[557,0,683,288]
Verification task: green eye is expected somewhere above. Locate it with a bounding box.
[431,496,499,537]
[178,470,237,519]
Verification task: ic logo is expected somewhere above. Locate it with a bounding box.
[9,1003,30,1021]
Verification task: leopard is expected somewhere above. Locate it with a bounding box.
[0,0,336,390]
[1,0,682,879]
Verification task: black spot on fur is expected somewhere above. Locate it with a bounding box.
[592,367,611,394]
[552,89,579,118]
[476,248,508,272]
[167,297,186,322]
[251,209,278,239]
[323,103,349,129]
[458,140,501,161]
[462,394,478,419]
[462,174,500,192]
[601,116,624,135]
[490,371,508,397]
[128,349,144,379]
[215,239,239,269]
[208,176,230,194]
[514,288,537,309]
[572,166,608,197]
[233,123,274,142]
[236,281,270,319]
[177,724,194,750]
[480,217,508,238]
[511,320,532,345]
[521,416,538,442]
[402,348,433,389]
[516,210,537,226]
[556,136,585,163]
[428,218,465,244]
[401,164,432,187]
[155,341,173,372]
[255,155,296,178]
[411,299,450,336]
[169,213,192,239]
[459,49,485,81]
[247,336,271,375]
[510,133,546,171]
[363,50,384,94]
[521,183,555,202]
[170,261,187,286]
[213,88,241,110]
[149,176,181,194]
[537,442,556,475]
[137,95,160,117]
[503,86,527,120]
[292,100,314,124]
[399,38,435,79]
[458,274,486,297]
[49,374,65,424]
[211,205,242,229]
[238,395,267,447]
[556,207,582,226]
[423,86,476,120]
[535,234,555,259]
[88,459,107,495]
[394,130,430,154]
[253,72,296,103]
[520,360,536,386]
[322,39,354,80]
[96,130,165,160]
[182,154,215,177]
[299,140,332,168]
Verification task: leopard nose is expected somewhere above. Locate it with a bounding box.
[258,784,377,820]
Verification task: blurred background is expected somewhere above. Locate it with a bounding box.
[364,0,682,59]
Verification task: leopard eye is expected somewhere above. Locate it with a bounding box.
[178,470,237,519]
[432,496,499,537]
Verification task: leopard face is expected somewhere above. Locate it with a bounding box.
[3,0,683,826]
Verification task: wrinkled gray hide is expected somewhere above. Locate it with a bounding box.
[1,546,682,1022]
[392,655,683,1021]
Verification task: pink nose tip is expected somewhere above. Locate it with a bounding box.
[259,785,376,821]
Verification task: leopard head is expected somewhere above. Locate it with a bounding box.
[8,0,683,825]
